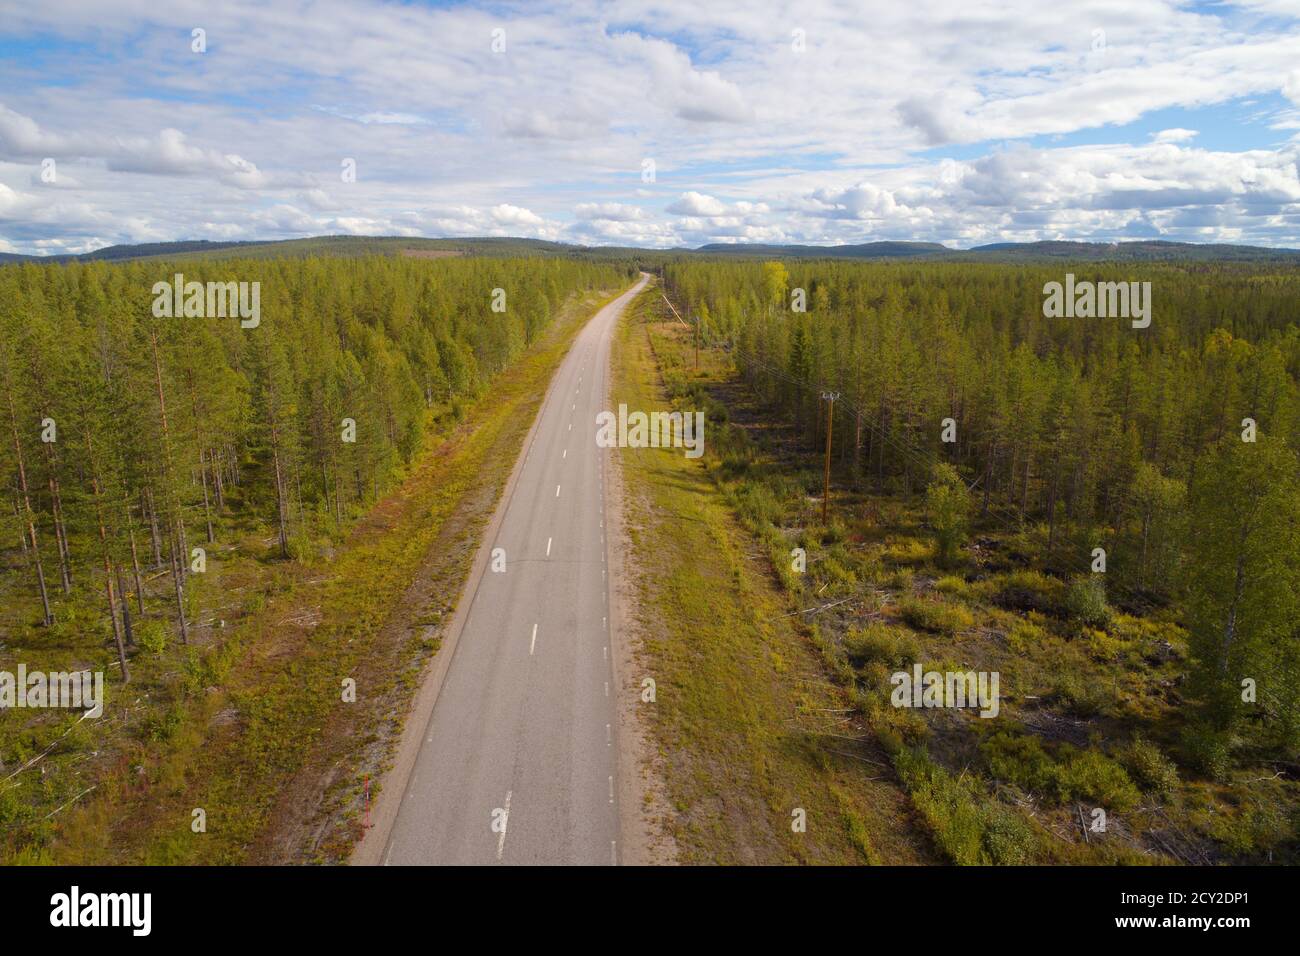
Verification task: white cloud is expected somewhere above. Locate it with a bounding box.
[2,1,1300,252]
[490,203,545,227]
[502,109,605,140]
[574,202,645,221]
[666,191,729,216]
[0,104,72,158]
[1285,69,1300,106]
[106,128,268,188]
[610,32,754,124]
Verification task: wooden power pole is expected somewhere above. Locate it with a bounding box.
[822,391,838,525]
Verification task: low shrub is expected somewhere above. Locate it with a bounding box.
[1048,672,1114,718]
[991,570,1061,615]
[1054,747,1141,812]
[1123,737,1179,796]
[844,622,918,670]
[1180,723,1231,781]
[898,596,975,635]
[1065,577,1111,629]
[981,730,1056,792]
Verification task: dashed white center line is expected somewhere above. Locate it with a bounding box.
[606,723,611,746]
[555,484,561,498]
[562,449,567,459]
[496,790,512,860]
[530,623,538,655]
[608,776,614,803]
[546,537,552,557]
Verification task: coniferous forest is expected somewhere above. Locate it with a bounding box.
[1,255,626,658]
[2,250,1298,868]
[643,258,1300,863]
[0,255,630,864]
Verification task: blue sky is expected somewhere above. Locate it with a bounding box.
[2,0,1300,254]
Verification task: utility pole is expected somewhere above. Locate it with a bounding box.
[822,391,838,525]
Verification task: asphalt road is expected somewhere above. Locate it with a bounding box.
[380,273,649,865]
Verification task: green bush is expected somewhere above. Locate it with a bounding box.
[925,462,972,565]
[894,748,987,865]
[1180,723,1231,781]
[816,550,857,591]
[1054,747,1141,812]
[844,622,918,669]
[137,618,168,654]
[982,732,1141,811]
[142,703,185,743]
[1065,577,1111,628]
[982,804,1036,865]
[934,575,971,598]
[1209,795,1292,856]
[897,596,975,635]
[1048,672,1114,718]
[981,730,1056,792]
[991,570,1061,615]
[895,747,1039,865]
[1123,737,1179,796]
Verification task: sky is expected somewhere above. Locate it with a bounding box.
[2,0,1300,255]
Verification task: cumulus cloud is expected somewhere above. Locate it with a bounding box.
[807,182,903,220]
[611,33,753,124]
[0,104,73,158]
[0,107,268,189]
[2,1,1300,252]
[107,129,268,188]
[666,191,729,216]
[490,203,544,227]
[574,202,645,221]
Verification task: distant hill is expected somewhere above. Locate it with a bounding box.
[958,240,1300,263]
[694,239,1300,262]
[693,241,949,259]
[78,240,262,261]
[4,235,1300,265]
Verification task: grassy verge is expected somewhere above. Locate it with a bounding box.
[612,284,936,864]
[3,286,621,864]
